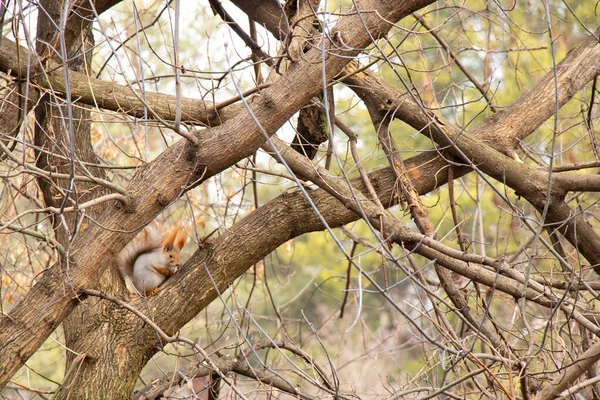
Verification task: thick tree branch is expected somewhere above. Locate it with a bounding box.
[230,0,288,40]
[533,341,600,400]
[344,27,600,156]
[344,27,600,269]
[0,37,242,127]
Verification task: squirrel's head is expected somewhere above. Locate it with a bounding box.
[163,227,188,267]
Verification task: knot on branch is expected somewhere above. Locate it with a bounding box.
[117,196,138,214]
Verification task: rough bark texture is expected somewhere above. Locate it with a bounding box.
[230,0,288,39]
[32,1,137,398]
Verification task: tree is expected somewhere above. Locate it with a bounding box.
[0,0,599,398]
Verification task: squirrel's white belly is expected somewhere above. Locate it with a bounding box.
[132,252,167,293]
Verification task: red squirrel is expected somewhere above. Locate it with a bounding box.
[117,224,187,295]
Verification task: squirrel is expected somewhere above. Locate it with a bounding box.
[117,224,187,295]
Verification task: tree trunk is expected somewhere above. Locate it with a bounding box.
[33,1,136,398]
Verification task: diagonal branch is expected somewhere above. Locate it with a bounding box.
[0,37,243,127]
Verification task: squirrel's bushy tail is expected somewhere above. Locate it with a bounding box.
[117,224,163,277]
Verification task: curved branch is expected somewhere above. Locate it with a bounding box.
[533,341,600,400]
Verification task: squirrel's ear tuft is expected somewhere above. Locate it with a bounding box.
[175,229,188,250]
[162,227,179,251]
